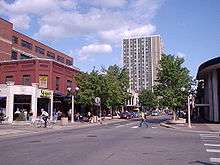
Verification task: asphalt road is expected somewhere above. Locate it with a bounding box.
[0,116,214,165]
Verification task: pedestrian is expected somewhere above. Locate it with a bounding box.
[41,108,49,128]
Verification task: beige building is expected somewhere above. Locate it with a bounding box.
[123,35,163,93]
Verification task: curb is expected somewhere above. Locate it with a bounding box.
[160,122,220,134]
[0,119,128,139]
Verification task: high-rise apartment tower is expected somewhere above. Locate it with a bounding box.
[123,35,163,93]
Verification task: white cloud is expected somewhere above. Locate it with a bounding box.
[99,24,156,43]
[0,0,163,40]
[0,0,76,30]
[176,52,186,58]
[88,0,128,8]
[78,44,112,61]
[9,14,30,30]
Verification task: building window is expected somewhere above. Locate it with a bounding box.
[22,75,31,86]
[5,75,14,83]
[12,36,18,44]
[66,59,73,66]
[67,80,72,88]
[11,51,17,60]
[21,39,32,50]
[57,56,64,63]
[47,51,55,59]
[55,77,60,91]
[35,46,45,55]
[20,53,32,59]
[39,75,48,88]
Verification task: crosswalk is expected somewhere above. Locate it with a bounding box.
[113,122,158,129]
[200,133,220,164]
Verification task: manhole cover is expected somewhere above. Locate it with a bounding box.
[87,135,97,138]
[142,136,152,139]
[29,140,41,143]
[142,152,150,155]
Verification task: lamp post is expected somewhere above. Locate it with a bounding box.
[181,87,192,128]
[67,86,79,123]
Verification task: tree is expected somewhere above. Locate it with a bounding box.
[154,54,192,120]
[139,89,157,110]
[75,70,103,113]
[102,65,129,115]
[75,65,129,116]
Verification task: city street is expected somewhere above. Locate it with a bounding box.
[0,116,216,165]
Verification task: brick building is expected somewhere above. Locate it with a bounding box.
[0,17,80,122]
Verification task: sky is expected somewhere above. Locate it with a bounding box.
[0,0,219,77]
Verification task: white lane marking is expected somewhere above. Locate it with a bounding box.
[204,144,220,147]
[131,126,139,129]
[125,123,135,126]
[210,158,220,163]
[206,149,220,153]
[115,125,124,128]
[151,126,157,129]
[200,134,218,138]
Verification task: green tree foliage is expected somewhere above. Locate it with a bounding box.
[154,54,192,120]
[75,65,129,114]
[139,89,157,109]
[103,65,129,109]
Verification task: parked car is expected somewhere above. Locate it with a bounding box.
[120,112,132,119]
[130,112,139,118]
[151,110,159,116]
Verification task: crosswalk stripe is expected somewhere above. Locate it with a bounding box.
[206,149,220,153]
[125,123,135,126]
[131,126,138,128]
[204,144,220,147]
[210,158,220,163]
[115,125,124,128]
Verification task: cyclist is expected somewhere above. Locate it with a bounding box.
[139,111,148,127]
[41,108,49,128]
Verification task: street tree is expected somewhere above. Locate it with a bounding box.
[102,65,129,115]
[154,54,192,120]
[139,89,157,110]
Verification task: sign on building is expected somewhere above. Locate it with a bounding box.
[39,76,48,88]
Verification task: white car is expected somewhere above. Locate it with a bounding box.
[151,111,159,116]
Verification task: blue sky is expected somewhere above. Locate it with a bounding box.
[0,0,219,77]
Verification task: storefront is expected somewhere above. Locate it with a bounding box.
[0,82,53,123]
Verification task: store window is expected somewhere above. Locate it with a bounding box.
[11,51,17,60]
[55,77,60,91]
[39,75,48,88]
[67,80,72,88]
[22,75,31,86]
[5,75,14,83]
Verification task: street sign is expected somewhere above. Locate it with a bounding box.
[95,97,101,104]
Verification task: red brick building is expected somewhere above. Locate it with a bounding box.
[0,17,80,122]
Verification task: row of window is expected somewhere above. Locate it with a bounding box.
[5,75,72,91]
[12,36,73,66]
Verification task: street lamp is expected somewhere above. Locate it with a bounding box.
[181,87,192,128]
[67,86,79,123]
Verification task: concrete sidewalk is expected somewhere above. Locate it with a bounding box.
[0,118,127,139]
[160,121,220,133]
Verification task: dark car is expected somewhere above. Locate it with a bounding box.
[120,112,132,119]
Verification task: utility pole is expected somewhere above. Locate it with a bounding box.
[187,95,192,128]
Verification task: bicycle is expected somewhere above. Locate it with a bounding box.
[139,119,149,128]
[32,117,55,128]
